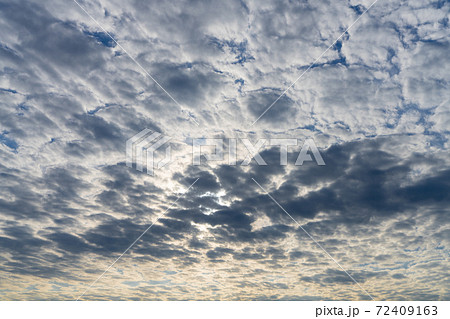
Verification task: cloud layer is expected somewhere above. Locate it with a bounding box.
[0,0,448,300]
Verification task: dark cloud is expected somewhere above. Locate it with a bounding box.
[0,0,108,74]
[246,91,295,124]
[232,138,450,225]
[301,268,388,286]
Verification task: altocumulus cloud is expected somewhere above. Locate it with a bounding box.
[0,0,448,300]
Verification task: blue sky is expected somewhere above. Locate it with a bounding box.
[0,0,449,300]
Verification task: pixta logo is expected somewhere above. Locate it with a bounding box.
[126,129,171,175]
[126,130,325,175]
[192,138,325,166]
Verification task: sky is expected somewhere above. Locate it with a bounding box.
[0,0,449,300]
